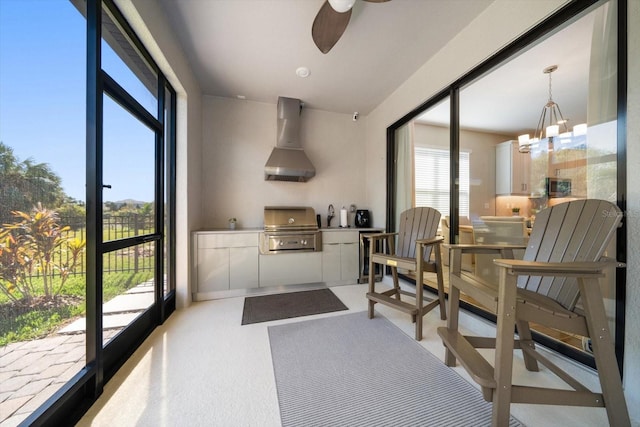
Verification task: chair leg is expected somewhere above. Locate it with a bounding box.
[491,268,518,427]
[435,245,446,320]
[515,320,539,372]
[391,266,401,299]
[444,249,462,367]
[368,250,376,319]
[579,278,631,426]
[415,245,424,341]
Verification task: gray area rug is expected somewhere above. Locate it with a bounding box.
[241,288,348,325]
[268,311,523,426]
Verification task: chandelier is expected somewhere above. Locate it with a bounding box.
[518,65,586,153]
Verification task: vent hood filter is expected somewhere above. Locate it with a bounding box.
[264,97,316,182]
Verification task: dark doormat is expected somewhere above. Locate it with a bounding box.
[241,288,348,325]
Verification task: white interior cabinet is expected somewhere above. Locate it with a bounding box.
[193,232,259,297]
[496,140,531,195]
[322,230,359,284]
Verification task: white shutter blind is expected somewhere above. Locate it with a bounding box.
[414,147,469,217]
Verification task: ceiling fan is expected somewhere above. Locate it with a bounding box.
[312,0,390,54]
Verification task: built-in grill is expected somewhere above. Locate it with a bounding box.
[260,206,322,254]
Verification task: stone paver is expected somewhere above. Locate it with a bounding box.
[18,353,68,376]
[14,383,63,416]
[0,350,29,369]
[0,282,151,425]
[3,351,46,372]
[103,292,153,314]
[0,396,31,424]
[0,375,32,393]
[9,378,53,399]
[17,335,68,352]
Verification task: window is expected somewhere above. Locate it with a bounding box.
[415,146,470,218]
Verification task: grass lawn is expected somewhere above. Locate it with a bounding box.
[0,270,153,346]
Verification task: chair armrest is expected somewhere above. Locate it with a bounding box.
[361,232,396,241]
[416,236,444,246]
[446,243,526,254]
[598,256,626,267]
[493,259,620,276]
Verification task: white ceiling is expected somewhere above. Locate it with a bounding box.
[417,11,594,136]
[158,0,494,115]
[157,0,594,135]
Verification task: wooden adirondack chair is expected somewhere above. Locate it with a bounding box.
[364,207,446,340]
[437,199,630,426]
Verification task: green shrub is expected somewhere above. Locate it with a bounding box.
[0,298,84,346]
[0,204,85,302]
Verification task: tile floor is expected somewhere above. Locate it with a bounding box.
[75,281,612,426]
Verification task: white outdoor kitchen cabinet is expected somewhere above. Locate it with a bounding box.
[192,229,362,300]
[322,230,359,284]
[496,140,531,195]
[259,251,323,287]
[193,231,259,296]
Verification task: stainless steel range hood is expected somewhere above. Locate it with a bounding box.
[265,97,316,182]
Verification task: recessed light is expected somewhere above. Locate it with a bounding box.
[296,67,310,78]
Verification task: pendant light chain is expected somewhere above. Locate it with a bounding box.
[548,70,553,103]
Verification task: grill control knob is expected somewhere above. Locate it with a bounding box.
[301,239,307,245]
[279,241,284,246]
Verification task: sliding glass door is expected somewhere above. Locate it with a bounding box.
[387,0,625,368]
[0,0,176,423]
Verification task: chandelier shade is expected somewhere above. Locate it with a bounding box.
[518,65,585,153]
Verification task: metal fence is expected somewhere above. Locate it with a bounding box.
[54,214,156,276]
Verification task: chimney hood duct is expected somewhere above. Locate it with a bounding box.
[265,97,316,182]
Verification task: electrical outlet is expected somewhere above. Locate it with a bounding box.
[484,203,490,209]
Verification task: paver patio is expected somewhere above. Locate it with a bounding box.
[0,282,153,426]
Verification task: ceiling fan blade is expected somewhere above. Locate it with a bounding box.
[312,1,352,54]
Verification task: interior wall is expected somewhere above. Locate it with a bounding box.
[200,96,368,229]
[120,0,203,309]
[413,123,510,217]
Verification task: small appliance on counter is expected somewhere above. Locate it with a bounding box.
[355,210,371,228]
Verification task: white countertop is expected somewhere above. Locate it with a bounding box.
[194,227,384,233]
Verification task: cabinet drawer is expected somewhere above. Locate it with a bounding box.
[322,230,359,244]
[197,232,258,249]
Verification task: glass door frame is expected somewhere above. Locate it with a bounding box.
[25,0,177,424]
[385,0,627,371]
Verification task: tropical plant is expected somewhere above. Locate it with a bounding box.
[0,204,85,302]
[0,142,66,223]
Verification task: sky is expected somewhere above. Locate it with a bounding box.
[0,0,156,203]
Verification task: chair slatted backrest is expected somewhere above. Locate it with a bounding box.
[519,199,623,310]
[396,207,441,261]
